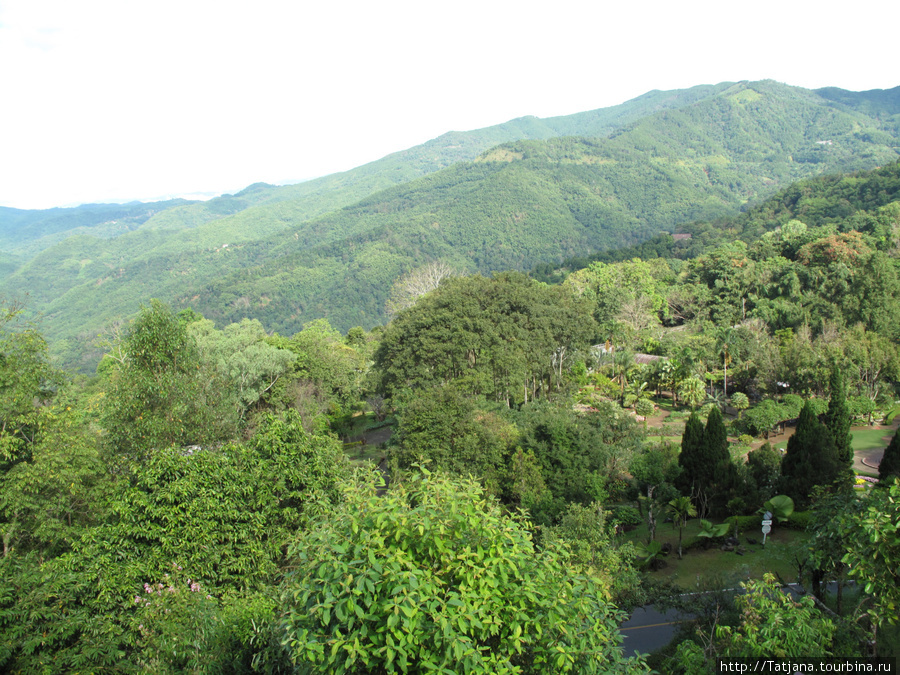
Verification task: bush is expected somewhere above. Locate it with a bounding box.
[279,470,649,673]
[783,510,812,530]
[609,505,643,530]
[725,514,760,535]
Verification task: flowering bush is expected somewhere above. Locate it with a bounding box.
[131,564,219,673]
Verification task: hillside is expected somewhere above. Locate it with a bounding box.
[0,199,196,260]
[3,80,899,370]
[3,83,735,264]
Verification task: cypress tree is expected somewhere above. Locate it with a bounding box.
[678,413,705,482]
[678,409,733,517]
[704,406,730,467]
[781,401,844,507]
[825,367,853,469]
[678,412,707,510]
[879,429,900,483]
[705,406,738,516]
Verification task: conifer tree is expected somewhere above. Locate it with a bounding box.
[879,429,900,483]
[678,409,732,517]
[781,401,844,507]
[678,412,706,493]
[825,366,853,469]
[704,406,730,466]
[705,406,739,515]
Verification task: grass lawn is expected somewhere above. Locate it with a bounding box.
[623,518,809,589]
[851,427,893,451]
[772,426,892,456]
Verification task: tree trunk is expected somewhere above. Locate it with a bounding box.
[647,486,657,542]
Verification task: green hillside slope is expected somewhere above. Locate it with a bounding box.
[4,80,899,371]
[179,81,900,332]
[0,199,196,259]
[137,82,740,235]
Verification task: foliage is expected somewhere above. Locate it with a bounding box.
[729,392,749,418]
[807,491,858,611]
[762,495,795,522]
[840,479,900,642]
[747,443,782,503]
[825,366,854,471]
[678,409,732,517]
[515,401,641,518]
[189,317,296,420]
[879,429,900,482]
[667,496,697,559]
[542,502,642,607]
[781,401,847,507]
[0,411,348,671]
[630,443,681,542]
[375,272,596,405]
[696,519,730,540]
[0,302,61,471]
[678,377,706,410]
[715,573,836,657]
[0,407,109,557]
[388,384,515,492]
[742,399,785,439]
[100,299,233,462]
[280,469,648,674]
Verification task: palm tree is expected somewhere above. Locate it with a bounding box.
[717,328,736,397]
[668,496,698,559]
[730,392,750,419]
[678,376,705,410]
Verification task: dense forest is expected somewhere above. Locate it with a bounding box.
[3,80,900,372]
[2,147,900,672]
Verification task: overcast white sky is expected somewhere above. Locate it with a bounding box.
[1,0,897,210]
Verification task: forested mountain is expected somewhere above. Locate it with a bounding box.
[0,199,196,260]
[4,110,900,671]
[3,82,736,262]
[3,80,900,370]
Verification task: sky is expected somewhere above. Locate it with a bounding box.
[1,0,897,210]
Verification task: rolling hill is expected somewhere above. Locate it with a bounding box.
[2,80,899,371]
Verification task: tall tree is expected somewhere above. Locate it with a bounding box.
[677,412,707,513]
[678,408,731,517]
[0,303,61,471]
[101,299,231,462]
[824,366,853,472]
[878,429,900,483]
[375,273,596,405]
[781,401,846,507]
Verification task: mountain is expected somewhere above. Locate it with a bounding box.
[3,83,740,264]
[2,80,899,371]
[0,199,197,260]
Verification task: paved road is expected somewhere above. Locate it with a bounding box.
[619,581,851,656]
[620,605,687,656]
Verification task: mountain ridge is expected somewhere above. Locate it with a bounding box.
[2,80,899,371]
